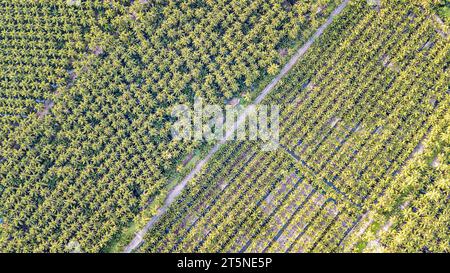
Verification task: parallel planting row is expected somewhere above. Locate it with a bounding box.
[139,0,449,253]
[140,141,360,253]
[378,110,449,253]
[349,106,449,253]
[267,0,449,209]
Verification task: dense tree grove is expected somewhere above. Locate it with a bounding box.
[0,0,448,253]
[0,0,112,140]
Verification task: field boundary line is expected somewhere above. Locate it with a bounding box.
[123,0,350,253]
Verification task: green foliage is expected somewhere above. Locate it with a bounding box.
[1,0,448,253]
[0,0,339,252]
[139,0,449,253]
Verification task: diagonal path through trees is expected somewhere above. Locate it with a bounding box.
[123,0,351,253]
